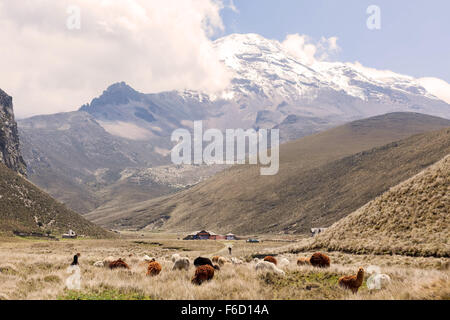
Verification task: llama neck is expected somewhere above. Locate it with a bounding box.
[356,270,364,284]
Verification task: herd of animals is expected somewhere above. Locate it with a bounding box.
[69,251,392,294]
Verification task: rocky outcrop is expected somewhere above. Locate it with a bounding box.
[0,88,27,176]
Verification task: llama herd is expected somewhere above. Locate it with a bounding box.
[81,251,391,294]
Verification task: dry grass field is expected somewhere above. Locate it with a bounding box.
[0,234,448,300]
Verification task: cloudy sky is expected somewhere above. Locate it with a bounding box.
[0,0,449,118]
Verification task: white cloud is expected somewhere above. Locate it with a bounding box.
[0,0,233,118]
[226,0,239,13]
[326,37,339,51]
[347,62,412,81]
[348,63,450,104]
[281,34,340,66]
[418,77,450,104]
[98,121,153,140]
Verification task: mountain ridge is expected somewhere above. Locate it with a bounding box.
[85,113,450,234]
[212,33,449,119]
[0,88,27,176]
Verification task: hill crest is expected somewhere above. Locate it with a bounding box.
[308,154,450,257]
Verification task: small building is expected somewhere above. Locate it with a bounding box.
[209,231,223,240]
[62,229,77,239]
[198,230,212,240]
[183,231,200,240]
[310,228,327,237]
[183,230,226,240]
[226,233,236,240]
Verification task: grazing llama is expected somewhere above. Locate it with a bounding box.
[309,252,330,268]
[297,257,310,266]
[109,258,130,270]
[172,257,190,271]
[191,265,215,285]
[147,261,162,276]
[263,256,277,265]
[194,257,221,270]
[367,271,391,290]
[255,261,285,276]
[212,256,220,263]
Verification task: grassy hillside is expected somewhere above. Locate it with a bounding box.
[86,113,450,234]
[307,154,449,257]
[0,162,111,238]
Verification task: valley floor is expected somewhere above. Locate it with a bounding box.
[0,233,448,300]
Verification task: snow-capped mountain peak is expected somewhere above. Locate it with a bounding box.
[214,33,324,101]
[213,33,441,106]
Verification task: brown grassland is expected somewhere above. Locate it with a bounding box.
[0,234,448,300]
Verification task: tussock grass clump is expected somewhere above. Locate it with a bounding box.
[60,285,153,300]
[0,293,10,300]
[43,274,62,284]
[0,264,18,275]
[261,268,360,300]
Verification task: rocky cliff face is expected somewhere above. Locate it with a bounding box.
[0,88,27,176]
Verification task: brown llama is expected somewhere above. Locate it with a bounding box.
[309,252,330,268]
[297,257,311,266]
[191,265,215,285]
[263,256,277,265]
[212,256,220,263]
[109,258,130,270]
[146,261,162,276]
[338,267,365,294]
